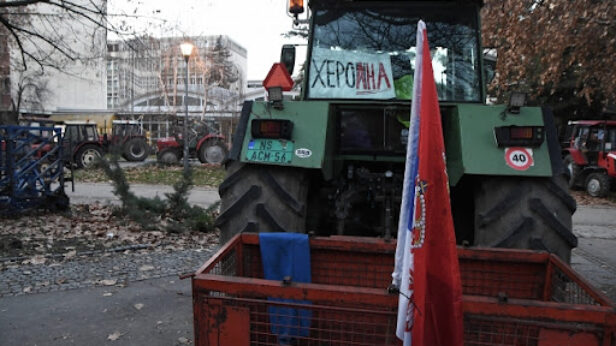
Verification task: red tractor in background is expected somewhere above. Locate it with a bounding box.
[109,120,149,162]
[18,118,105,169]
[562,120,616,197]
[61,122,107,169]
[156,119,227,165]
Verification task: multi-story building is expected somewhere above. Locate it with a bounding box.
[106,35,247,115]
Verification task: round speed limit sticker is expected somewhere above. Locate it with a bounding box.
[504,147,534,171]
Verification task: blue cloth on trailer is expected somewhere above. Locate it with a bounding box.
[259,232,312,342]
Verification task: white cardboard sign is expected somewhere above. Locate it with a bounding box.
[309,48,396,99]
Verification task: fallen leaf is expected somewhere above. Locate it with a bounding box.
[23,255,46,265]
[100,279,117,286]
[107,331,123,341]
[134,303,144,310]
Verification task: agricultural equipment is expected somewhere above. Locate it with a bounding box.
[190,234,616,346]
[216,0,577,262]
[562,120,616,197]
[109,120,149,162]
[0,125,68,213]
[61,122,106,169]
[156,119,227,165]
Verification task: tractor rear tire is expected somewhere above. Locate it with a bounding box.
[474,176,577,263]
[157,148,180,165]
[198,140,227,165]
[563,155,581,188]
[75,144,103,169]
[124,138,149,162]
[585,172,610,197]
[215,161,308,245]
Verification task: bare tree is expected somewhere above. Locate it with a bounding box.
[11,70,50,112]
[0,0,111,71]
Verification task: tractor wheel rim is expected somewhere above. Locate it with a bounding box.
[587,179,600,194]
[82,149,100,167]
[205,146,225,164]
[131,145,144,157]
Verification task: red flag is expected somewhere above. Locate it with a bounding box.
[410,26,464,346]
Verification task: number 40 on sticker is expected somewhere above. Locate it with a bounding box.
[504,147,534,171]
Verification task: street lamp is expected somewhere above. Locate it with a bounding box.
[180,42,194,172]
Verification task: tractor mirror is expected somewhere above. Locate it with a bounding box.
[280,45,296,76]
[483,48,496,85]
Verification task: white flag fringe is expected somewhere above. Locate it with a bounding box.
[392,20,427,346]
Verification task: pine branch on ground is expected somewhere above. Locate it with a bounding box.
[96,154,216,233]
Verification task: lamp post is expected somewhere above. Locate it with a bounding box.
[180,42,194,172]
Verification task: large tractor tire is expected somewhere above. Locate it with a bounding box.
[474,176,577,263]
[75,144,103,169]
[198,140,227,165]
[124,138,149,162]
[157,148,180,165]
[215,161,308,245]
[563,155,581,188]
[585,172,610,197]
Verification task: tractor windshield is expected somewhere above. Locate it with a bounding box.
[308,3,482,102]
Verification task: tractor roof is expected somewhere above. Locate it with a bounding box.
[568,120,616,127]
[310,0,483,6]
[64,120,96,125]
[112,120,140,124]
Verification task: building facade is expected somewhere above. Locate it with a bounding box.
[106,35,247,115]
[5,0,107,115]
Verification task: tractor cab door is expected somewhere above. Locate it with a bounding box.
[577,126,604,164]
[606,127,616,152]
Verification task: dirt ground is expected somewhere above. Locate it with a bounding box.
[0,203,218,266]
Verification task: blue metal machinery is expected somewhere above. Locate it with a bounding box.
[0,125,68,214]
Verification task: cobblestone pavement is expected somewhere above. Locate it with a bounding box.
[0,245,218,298]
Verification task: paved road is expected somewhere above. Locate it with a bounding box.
[1,277,195,346]
[0,197,614,345]
[571,205,616,300]
[66,182,220,207]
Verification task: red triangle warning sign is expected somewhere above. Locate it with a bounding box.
[263,63,294,91]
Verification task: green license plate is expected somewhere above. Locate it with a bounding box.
[246,139,294,164]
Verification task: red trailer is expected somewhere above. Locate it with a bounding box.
[189,234,615,345]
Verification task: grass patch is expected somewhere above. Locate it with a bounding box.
[73,164,225,187]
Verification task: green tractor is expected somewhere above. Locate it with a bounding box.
[216,0,577,262]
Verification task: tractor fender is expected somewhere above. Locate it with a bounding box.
[73,141,102,155]
[228,101,253,161]
[235,100,332,173]
[156,137,179,151]
[581,165,608,177]
[444,104,555,186]
[563,148,588,166]
[196,134,225,152]
[602,152,616,176]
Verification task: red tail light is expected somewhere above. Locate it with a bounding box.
[289,0,304,14]
[251,119,293,140]
[494,126,544,147]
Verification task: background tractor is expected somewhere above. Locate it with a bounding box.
[216,0,577,262]
[156,118,227,165]
[562,120,616,197]
[109,120,149,162]
[61,122,106,169]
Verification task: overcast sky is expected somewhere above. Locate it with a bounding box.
[108,0,306,80]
